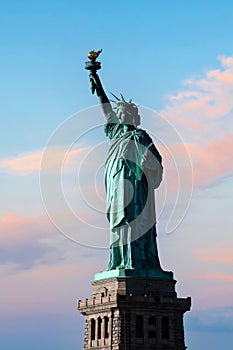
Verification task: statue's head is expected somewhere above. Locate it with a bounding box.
[116,102,140,127]
[111,94,140,127]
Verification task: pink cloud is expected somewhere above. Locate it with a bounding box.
[0,213,100,315]
[152,137,226,196]
[158,142,193,194]
[0,213,46,247]
[1,213,19,223]
[0,151,42,175]
[0,147,86,175]
[219,55,233,67]
[194,243,233,264]
[193,272,233,282]
[0,262,93,315]
[0,213,59,268]
[163,54,233,132]
[186,133,233,187]
[162,55,233,188]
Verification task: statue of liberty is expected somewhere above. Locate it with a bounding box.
[85,50,166,277]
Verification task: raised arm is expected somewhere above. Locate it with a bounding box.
[89,71,113,117]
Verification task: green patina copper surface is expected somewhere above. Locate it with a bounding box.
[104,112,163,271]
[94,268,173,281]
[85,54,172,280]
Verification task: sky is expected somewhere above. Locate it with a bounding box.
[0,1,233,349]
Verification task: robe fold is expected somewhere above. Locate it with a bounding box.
[104,112,163,272]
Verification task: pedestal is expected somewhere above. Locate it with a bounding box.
[78,274,191,350]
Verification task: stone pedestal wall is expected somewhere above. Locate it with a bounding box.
[78,277,191,350]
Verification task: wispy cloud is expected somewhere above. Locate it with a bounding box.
[163,55,233,136]
[162,55,233,189]
[0,146,86,175]
[0,213,107,269]
[0,214,54,268]
[188,307,233,333]
[0,262,93,315]
[0,213,104,316]
[0,213,44,246]
[193,272,233,282]
[0,152,42,175]
[186,133,233,187]
[194,243,233,264]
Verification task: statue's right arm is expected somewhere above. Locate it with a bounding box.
[89,71,113,117]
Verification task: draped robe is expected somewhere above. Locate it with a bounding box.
[104,112,163,273]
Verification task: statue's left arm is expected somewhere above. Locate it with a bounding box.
[142,142,163,189]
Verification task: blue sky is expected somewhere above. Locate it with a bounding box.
[1,1,233,349]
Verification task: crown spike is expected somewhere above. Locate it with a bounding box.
[110,92,120,101]
[120,94,126,102]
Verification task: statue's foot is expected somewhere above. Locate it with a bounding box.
[118,264,125,270]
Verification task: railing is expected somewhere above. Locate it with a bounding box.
[77,293,184,309]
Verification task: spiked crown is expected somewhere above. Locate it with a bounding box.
[110,93,140,126]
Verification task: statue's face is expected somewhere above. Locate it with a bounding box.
[116,105,132,125]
